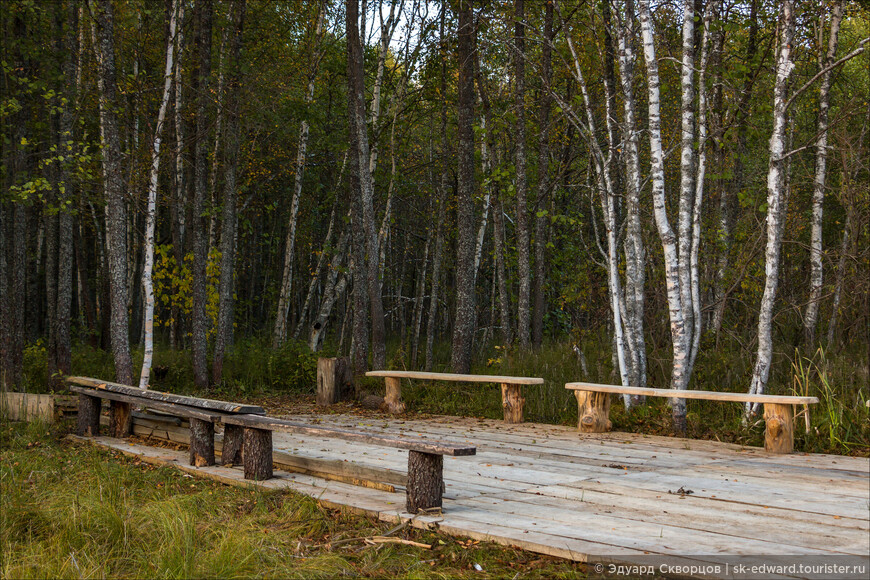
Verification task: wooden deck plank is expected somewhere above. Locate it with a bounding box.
[77,411,868,577]
[490,485,869,554]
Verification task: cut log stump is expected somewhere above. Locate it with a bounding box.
[76,394,101,436]
[384,377,406,414]
[501,383,524,424]
[222,424,244,466]
[109,400,132,438]
[575,390,611,433]
[763,403,794,454]
[189,418,215,467]
[242,427,273,480]
[406,450,443,513]
[316,357,354,406]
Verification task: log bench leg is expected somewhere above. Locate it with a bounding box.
[384,377,406,414]
[76,394,101,436]
[501,383,524,424]
[242,427,273,480]
[575,391,612,433]
[109,400,132,438]
[406,450,443,513]
[763,403,794,454]
[189,418,215,467]
[222,424,244,466]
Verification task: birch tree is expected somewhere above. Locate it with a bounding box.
[639,0,691,429]
[140,0,180,389]
[746,0,796,413]
[273,1,327,349]
[804,0,844,348]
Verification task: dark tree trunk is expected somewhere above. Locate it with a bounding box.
[514,0,530,348]
[213,0,246,385]
[450,0,476,374]
[191,0,213,389]
[346,0,386,370]
[532,1,553,348]
[55,0,77,384]
[91,0,133,386]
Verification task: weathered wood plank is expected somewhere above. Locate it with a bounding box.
[565,382,818,405]
[366,370,543,385]
[67,376,265,414]
[70,385,227,423]
[222,414,477,456]
[0,392,56,422]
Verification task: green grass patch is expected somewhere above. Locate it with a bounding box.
[0,421,588,579]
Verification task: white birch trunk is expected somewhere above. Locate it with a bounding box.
[561,20,630,390]
[273,3,326,349]
[368,0,402,177]
[804,1,844,347]
[689,0,720,371]
[639,0,691,428]
[746,0,796,414]
[139,0,178,389]
[616,0,647,392]
[677,0,696,373]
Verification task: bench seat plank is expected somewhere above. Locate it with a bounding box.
[222,414,476,457]
[366,370,543,385]
[68,376,265,414]
[69,385,227,423]
[565,382,818,405]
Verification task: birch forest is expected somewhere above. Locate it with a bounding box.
[2,0,868,440]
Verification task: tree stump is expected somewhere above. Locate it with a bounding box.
[316,357,354,406]
[406,450,443,513]
[575,390,612,433]
[76,394,101,436]
[501,383,524,423]
[242,427,273,480]
[384,377,406,414]
[763,403,794,454]
[222,424,244,466]
[189,418,215,467]
[109,400,132,437]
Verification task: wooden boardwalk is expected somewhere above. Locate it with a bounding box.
[84,412,869,577]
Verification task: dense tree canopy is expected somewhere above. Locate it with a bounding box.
[1,0,867,431]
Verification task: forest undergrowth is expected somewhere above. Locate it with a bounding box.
[17,333,870,457]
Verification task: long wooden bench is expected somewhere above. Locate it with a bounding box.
[68,376,265,467]
[565,382,819,454]
[365,370,544,423]
[222,414,476,513]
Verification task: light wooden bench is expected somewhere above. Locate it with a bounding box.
[565,382,819,454]
[222,414,476,513]
[68,376,265,467]
[365,370,544,423]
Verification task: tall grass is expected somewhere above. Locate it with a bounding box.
[0,422,586,579]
